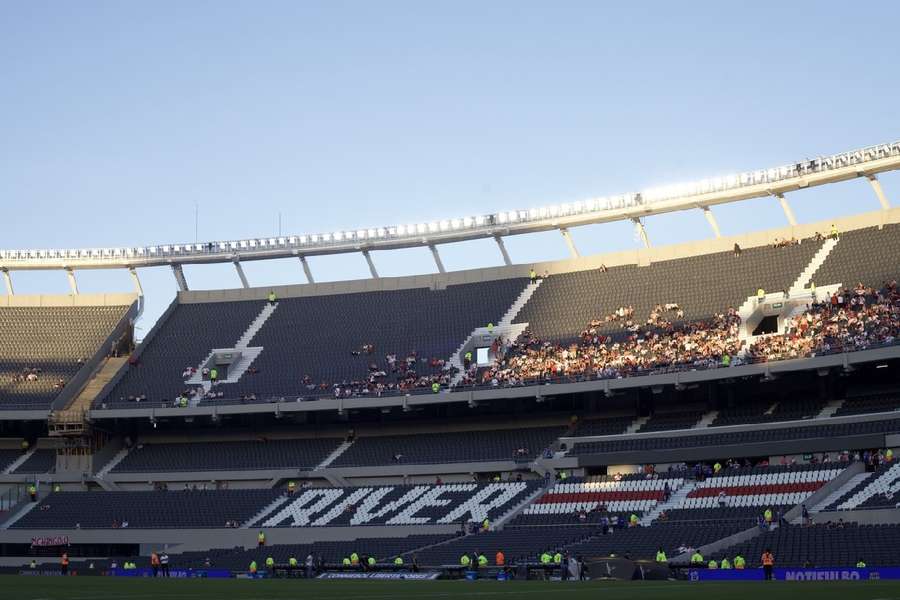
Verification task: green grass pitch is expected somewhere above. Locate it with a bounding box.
[6,576,900,600]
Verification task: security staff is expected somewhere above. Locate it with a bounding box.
[856,560,867,568]
[249,560,257,575]
[394,556,404,568]
[268,291,277,304]
[554,552,563,565]
[540,551,552,565]
[482,518,490,531]
[287,481,296,494]
[530,269,537,283]
[289,556,298,570]
[477,554,488,568]
[830,224,839,240]
[495,550,505,566]
[761,549,775,580]
[29,484,37,502]
[690,551,704,565]
[432,382,440,394]
[342,557,351,567]
[460,554,471,568]
[210,367,218,383]
[629,513,639,527]
[734,555,746,570]
[367,556,376,569]
[655,548,667,563]
[350,552,360,566]
[708,559,718,570]
[720,557,732,570]
[265,556,275,572]
[487,322,494,334]
[257,530,266,547]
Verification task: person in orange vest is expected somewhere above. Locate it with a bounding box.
[61,552,69,576]
[150,551,160,577]
[761,549,775,581]
[495,550,505,567]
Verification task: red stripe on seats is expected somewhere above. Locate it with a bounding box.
[535,490,663,504]
[687,481,824,498]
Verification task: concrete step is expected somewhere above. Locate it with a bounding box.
[95,447,132,479]
[817,399,845,419]
[624,416,650,435]
[790,238,838,293]
[694,411,719,429]
[66,356,129,413]
[3,450,35,475]
[315,440,354,470]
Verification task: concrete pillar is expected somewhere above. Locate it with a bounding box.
[702,207,722,238]
[65,268,79,295]
[867,174,891,210]
[299,256,314,283]
[233,261,249,289]
[1,269,12,295]
[632,218,651,248]
[428,244,446,274]
[362,250,379,278]
[171,264,189,292]
[494,236,512,266]
[128,267,143,296]
[559,228,580,258]
[775,193,797,226]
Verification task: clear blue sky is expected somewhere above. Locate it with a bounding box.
[2,1,898,335]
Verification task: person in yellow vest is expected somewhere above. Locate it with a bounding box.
[487,323,494,334]
[655,548,667,563]
[722,354,731,367]
[886,449,894,463]
[690,551,704,565]
[764,508,773,524]
[708,559,718,570]
[367,556,376,568]
[287,481,296,495]
[477,554,488,568]
[265,556,275,572]
[482,518,490,531]
[530,268,537,283]
[53,483,61,493]
[289,556,298,570]
[761,549,775,580]
[720,557,732,570]
[540,551,552,565]
[734,555,746,570]
[560,471,568,480]
[268,291,277,304]
[249,560,257,575]
[29,484,37,502]
[460,554,471,568]
[394,556,404,568]
[342,557,351,567]
[257,530,266,547]
[856,560,866,568]
[830,224,838,240]
[629,513,639,527]
[464,351,473,368]
[713,462,722,474]
[553,552,562,565]
[432,382,440,394]
[210,368,218,383]
[350,552,359,566]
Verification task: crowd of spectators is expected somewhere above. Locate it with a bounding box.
[748,281,899,362]
[463,305,742,387]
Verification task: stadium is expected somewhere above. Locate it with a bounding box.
[1,138,899,600]
[4,3,900,599]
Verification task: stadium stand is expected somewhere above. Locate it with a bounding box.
[111,437,343,473]
[512,241,820,342]
[567,418,900,455]
[714,523,900,568]
[331,426,564,467]
[11,449,56,474]
[0,304,130,409]
[11,482,539,530]
[11,490,283,529]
